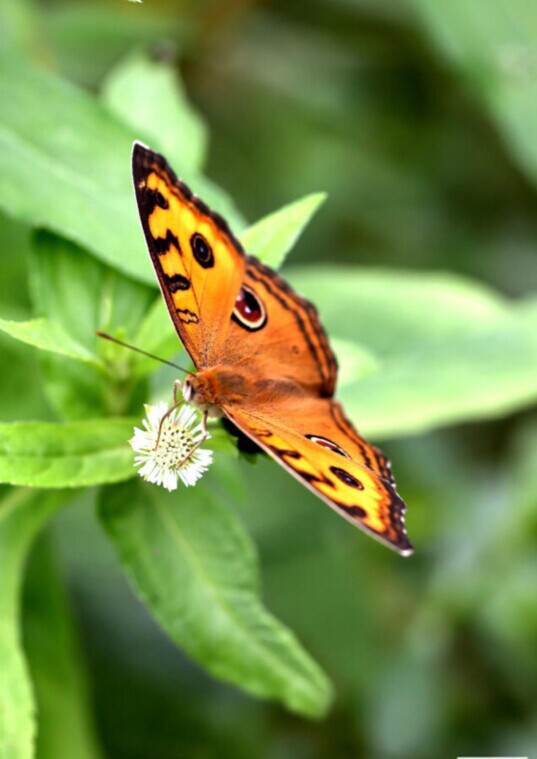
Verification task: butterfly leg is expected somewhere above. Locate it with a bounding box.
[177,410,209,468]
[153,380,185,450]
[172,379,183,405]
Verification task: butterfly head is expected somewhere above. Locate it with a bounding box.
[182,374,196,404]
[183,368,253,418]
[183,372,223,418]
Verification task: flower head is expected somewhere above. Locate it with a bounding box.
[130,401,212,490]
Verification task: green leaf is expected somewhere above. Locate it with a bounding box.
[0,0,43,60]
[131,297,187,379]
[23,533,103,759]
[0,53,148,282]
[410,0,537,187]
[0,317,101,367]
[0,418,137,488]
[0,55,244,287]
[102,52,208,174]
[45,4,184,88]
[509,416,537,529]
[30,232,152,419]
[0,334,52,423]
[290,267,537,437]
[239,193,326,269]
[30,232,154,351]
[0,488,68,759]
[330,337,380,384]
[99,480,332,718]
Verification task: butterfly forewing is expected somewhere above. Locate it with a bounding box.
[132,143,245,368]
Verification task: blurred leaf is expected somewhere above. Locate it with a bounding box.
[290,267,537,437]
[45,4,185,87]
[0,317,102,367]
[0,214,33,318]
[509,414,537,527]
[0,335,52,422]
[466,417,537,642]
[0,217,53,419]
[102,52,208,173]
[0,418,137,488]
[204,447,248,506]
[0,0,43,60]
[411,0,537,187]
[0,488,68,759]
[0,55,244,287]
[23,534,103,759]
[239,192,326,269]
[131,297,188,379]
[30,232,152,419]
[0,53,149,282]
[366,652,444,758]
[330,337,380,384]
[30,232,154,351]
[99,479,333,718]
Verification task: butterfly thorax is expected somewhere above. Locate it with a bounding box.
[183,368,250,417]
[184,366,309,417]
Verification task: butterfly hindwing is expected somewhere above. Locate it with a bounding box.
[132,143,245,369]
[225,397,412,555]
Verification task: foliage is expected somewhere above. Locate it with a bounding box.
[0,1,536,757]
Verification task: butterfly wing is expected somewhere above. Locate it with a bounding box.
[134,145,411,553]
[132,143,245,368]
[224,397,412,555]
[133,144,337,394]
[219,255,338,397]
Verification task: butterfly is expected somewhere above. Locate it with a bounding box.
[132,143,412,556]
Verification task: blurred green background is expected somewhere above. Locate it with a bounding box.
[1,1,537,758]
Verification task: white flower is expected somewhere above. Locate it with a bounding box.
[130,401,212,490]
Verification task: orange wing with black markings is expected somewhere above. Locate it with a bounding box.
[133,143,412,555]
[225,396,412,554]
[219,255,337,397]
[132,143,245,368]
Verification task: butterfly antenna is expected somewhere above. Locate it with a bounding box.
[96,331,190,374]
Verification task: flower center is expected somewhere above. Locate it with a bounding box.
[154,420,198,469]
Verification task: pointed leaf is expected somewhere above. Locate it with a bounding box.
[102,52,208,173]
[0,55,244,286]
[29,232,152,420]
[131,297,187,379]
[99,480,332,718]
[0,317,101,366]
[290,267,537,437]
[0,418,137,488]
[239,193,326,269]
[410,0,537,188]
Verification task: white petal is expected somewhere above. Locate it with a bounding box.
[131,400,213,490]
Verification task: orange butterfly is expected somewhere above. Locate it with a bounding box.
[132,143,412,555]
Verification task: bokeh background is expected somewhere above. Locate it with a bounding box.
[2,1,537,758]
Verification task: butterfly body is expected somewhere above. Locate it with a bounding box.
[184,363,318,413]
[183,366,254,414]
[133,143,413,556]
